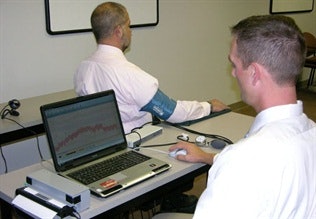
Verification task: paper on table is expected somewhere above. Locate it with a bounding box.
[12,194,57,219]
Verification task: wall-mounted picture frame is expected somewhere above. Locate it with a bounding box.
[45,0,159,35]
[270,0,314,14]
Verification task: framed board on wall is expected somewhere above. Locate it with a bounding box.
[45,0,158,35]
[270,0,314,14]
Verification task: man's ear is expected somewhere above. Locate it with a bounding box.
[114,25,123,38]
[248,63,261,86]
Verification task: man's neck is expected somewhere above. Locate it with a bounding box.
[255,86,297,113]
[98,39,122,51]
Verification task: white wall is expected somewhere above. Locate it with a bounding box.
[1,0,315,104]
[0,0,315,174]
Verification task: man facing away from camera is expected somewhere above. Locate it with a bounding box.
[74,2,229,134]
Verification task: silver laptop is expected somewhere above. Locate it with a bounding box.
[40,90,171,198]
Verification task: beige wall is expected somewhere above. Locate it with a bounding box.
[0,0,315,174]
[1,0,316,104]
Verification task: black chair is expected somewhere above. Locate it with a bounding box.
[305,56,316,88]
[303,32,316,88]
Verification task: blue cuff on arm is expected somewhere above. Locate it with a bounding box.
[140,89,176,120]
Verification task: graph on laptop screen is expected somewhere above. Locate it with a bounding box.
[43,94,125,165]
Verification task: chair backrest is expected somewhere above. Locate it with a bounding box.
[303,32,316,56]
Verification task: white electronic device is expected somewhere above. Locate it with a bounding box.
[125,125,163,148]
[25,169,90,213]
[195,135,207,146]
[13,186,73,219]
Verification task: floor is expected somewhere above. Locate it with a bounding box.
[1,87,315,219]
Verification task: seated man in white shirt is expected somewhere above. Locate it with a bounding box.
[153,15,316,219]
[74,2,229,134]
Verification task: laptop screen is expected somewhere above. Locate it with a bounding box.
[41,90,127,171]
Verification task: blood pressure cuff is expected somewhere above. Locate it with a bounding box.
[140,89,176,120]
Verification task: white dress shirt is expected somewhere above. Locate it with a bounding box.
[194,101,316,219]
[74,45,210,133]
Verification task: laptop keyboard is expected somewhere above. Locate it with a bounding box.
[68,151,150,185]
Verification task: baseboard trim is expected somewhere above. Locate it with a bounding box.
[229,101,248,111]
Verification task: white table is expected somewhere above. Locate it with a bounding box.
[0,112,254,218]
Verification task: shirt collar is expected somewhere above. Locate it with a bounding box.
[246,101,303,137]
[97,44,124,55]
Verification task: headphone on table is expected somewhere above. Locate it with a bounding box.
[1,99,21,119]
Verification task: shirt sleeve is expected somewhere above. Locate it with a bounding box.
[166,100,211,123]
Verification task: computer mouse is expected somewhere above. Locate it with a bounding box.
[210,139,227,150]
[169,149,187,158]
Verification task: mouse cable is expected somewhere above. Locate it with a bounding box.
[136,142,176,148]
[135,138,196,149]
[137,147,169,155]
[163,121,234,145]
[3,117,44,162]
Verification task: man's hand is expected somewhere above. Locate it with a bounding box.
[208,99,230,112]
[169,141,215,165]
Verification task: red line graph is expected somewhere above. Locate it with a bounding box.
[55,123,119,152]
